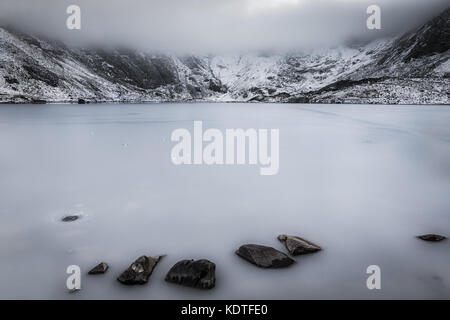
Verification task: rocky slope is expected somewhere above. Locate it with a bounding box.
[0,7,449,104]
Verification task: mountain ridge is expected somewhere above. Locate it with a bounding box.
[0,7,449,104]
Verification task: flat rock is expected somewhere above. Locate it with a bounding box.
[235,244,295,268]
[277,234,322,256]
[165,259,216,289]
[61,215,80,222]
[88,262,109,275]
[417,234,446,242]
[117,255,162,285]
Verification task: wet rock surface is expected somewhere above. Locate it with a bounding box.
[165,259,216,289]
[277,234,322,256]
[117,255,162,285]
[235,244,295,268]
[88,262,109,275]
[417,234,446,242]
[61,215,80,222]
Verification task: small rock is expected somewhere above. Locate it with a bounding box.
[88,262,109,275]
[417,234,446,242]
[235,244,294,268]
[61,215,80,222]
[165,259,216,289]
[78,98,86,104]
[277,234,322,256]
[117,255,162,285]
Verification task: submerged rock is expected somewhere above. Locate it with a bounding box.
[61,215,80,222]
[277,234,322,256]
[417,234,446,242]
[165,259,216,289]
[235,244,294,268]
[117,255,162,285]
[88,262,109,275]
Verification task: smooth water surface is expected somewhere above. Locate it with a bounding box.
[0,103,449,299]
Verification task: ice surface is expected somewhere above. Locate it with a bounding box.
[0,103,449,299]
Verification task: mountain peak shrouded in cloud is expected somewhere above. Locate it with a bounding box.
[0,0,449,53]
[0,5,448,105]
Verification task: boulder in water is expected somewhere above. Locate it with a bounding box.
[277,234,322,256]
[235,244,294,268]
[117,255,162,285]
[417,234,446,242]
[88,262,109,275]
[165,259,216,289]
[61,215,80,222]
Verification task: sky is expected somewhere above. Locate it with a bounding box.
[0,0,449,53]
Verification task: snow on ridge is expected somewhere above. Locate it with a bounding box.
[0,20,449,105]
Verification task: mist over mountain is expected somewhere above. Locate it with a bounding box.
[0,4,449,104]
[1,0,449,53]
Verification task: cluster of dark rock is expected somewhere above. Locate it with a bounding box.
[80,234,323,291]
[235,234,322,269]
[85,256,216,290]
[62,214,446,292]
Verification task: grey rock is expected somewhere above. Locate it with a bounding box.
[235,244,294,268]
[277,234,322,256]
[165,259,216,289]
[417,234,446,242]
[117,255,162,285]
[61,215,80,222]
[88,262,109,275]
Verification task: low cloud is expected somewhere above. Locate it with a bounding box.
[0,0,448,53]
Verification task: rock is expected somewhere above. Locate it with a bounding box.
[78,98,86,104]
[61,215,80,222]
[235,244,294,268]
[88,262,109,275]
[4,76,19,84]
[277,234,322,256]
[31,99,46,104]
[117,255,162,285]
[165,259,216,289]
[417,234,446,242]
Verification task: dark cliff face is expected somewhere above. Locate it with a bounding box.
[0,25,228,102]
[403,7,450,62]
[379,7,450,65]
[73,49,180,90]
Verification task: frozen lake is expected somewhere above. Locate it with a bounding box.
[0,103,449,299]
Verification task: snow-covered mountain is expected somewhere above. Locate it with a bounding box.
[1,7,449,104]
